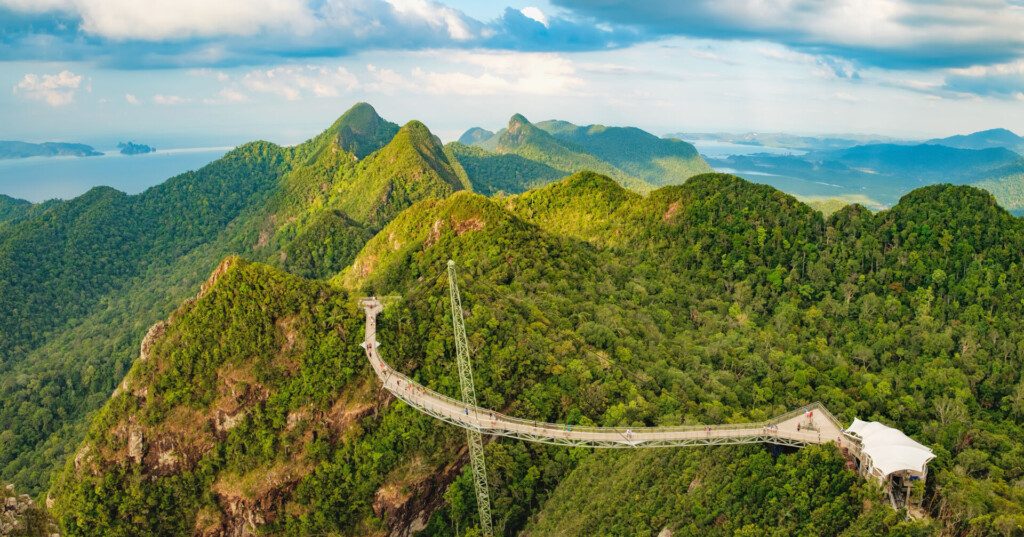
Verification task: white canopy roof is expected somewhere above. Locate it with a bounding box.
[846,419,934,477]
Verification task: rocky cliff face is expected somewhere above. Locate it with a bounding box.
[49,257,475,536]
[373,452,467,537]
[2,483,58,536]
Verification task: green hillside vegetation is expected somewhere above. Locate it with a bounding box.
[524,446,931,536]
[297,101,401,160]
[972,172,1024,212]
[0,142,287,361]
[500,171,639,243]
[0,194,31,224]
[444,143,565,196]
[534,120,711,186]
[466,114,710,193]
[0,142,290,492]
[480,114,647,190]
[0,103,468,494]
[458,127,494,146]
[334,120,468,225]
[48,172,1024,536]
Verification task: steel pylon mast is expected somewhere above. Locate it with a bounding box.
[446,259,494,537]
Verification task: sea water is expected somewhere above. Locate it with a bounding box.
[0,147,233,202]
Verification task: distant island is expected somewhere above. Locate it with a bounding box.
[0,141,101,159]
[117,141,156,155]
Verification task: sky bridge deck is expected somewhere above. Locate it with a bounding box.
[360,297,845,449]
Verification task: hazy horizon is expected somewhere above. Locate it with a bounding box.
[3,100,1017,150]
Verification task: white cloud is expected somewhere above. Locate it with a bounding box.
[201,87,249,104]
[217,88,248,102]
[12,70,83,106]
[364,64,414,94]
[758,44,859,80]
[520,6,549,28]
[943,59,1024,99]
[240,65,358,100]
[124,93,139,104]
[385,0,473,40]
[410,51,583,96]
[559,0,1024,69]
[1,0,317,40]
[0,0,483,43]
[153,93,188,105]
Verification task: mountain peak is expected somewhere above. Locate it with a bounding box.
[927,127,1024,152]
[975,127,1018,137]
[398,119,432,136]
[394,120,448,154]
[458,127,494,146]
[316,102,400,159]
[509,113,532,131]
[337,118,467,226]
[331,102,381,127]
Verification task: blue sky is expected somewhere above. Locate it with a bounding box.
[2,0,1023,147]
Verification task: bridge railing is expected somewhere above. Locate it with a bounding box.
[814,403,845,431]
[369,343,835,441]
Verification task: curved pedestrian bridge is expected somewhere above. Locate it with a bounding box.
[360,297,844,449]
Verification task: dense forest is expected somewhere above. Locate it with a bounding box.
[3,102,1024,536]
[0,103,715,499]
[0,103,452,493]
[42,169,1024,536]
[466,114,711,193]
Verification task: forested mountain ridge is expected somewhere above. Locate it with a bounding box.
[0,103,469,494]
[295,101,400,161]
[928,128,1024,153]
[457,127,494,146]
[49,171,1024,536]
[819,143,1024,183]
[334,120,468,226]
[0,141,101,159]
[0,141,291,492]
[0,194,31,224]
[533,119,710,186]
[459,114,711,193]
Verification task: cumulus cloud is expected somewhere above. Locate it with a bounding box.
[386,0,473,40]
[1,0,315,40]
[552,0,1024,70]
[12,70,83,106]
[942,60,1024,100]
[519,7,549,28]
[199,52,582,101]
[124,93,139,104]
[0,0,640,68]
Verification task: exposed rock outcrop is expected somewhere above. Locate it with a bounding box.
[373,454,467,537]
[2,483,58,536]
[127,426,145,465]
[139,321,167,362]
[198,256,241,299]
